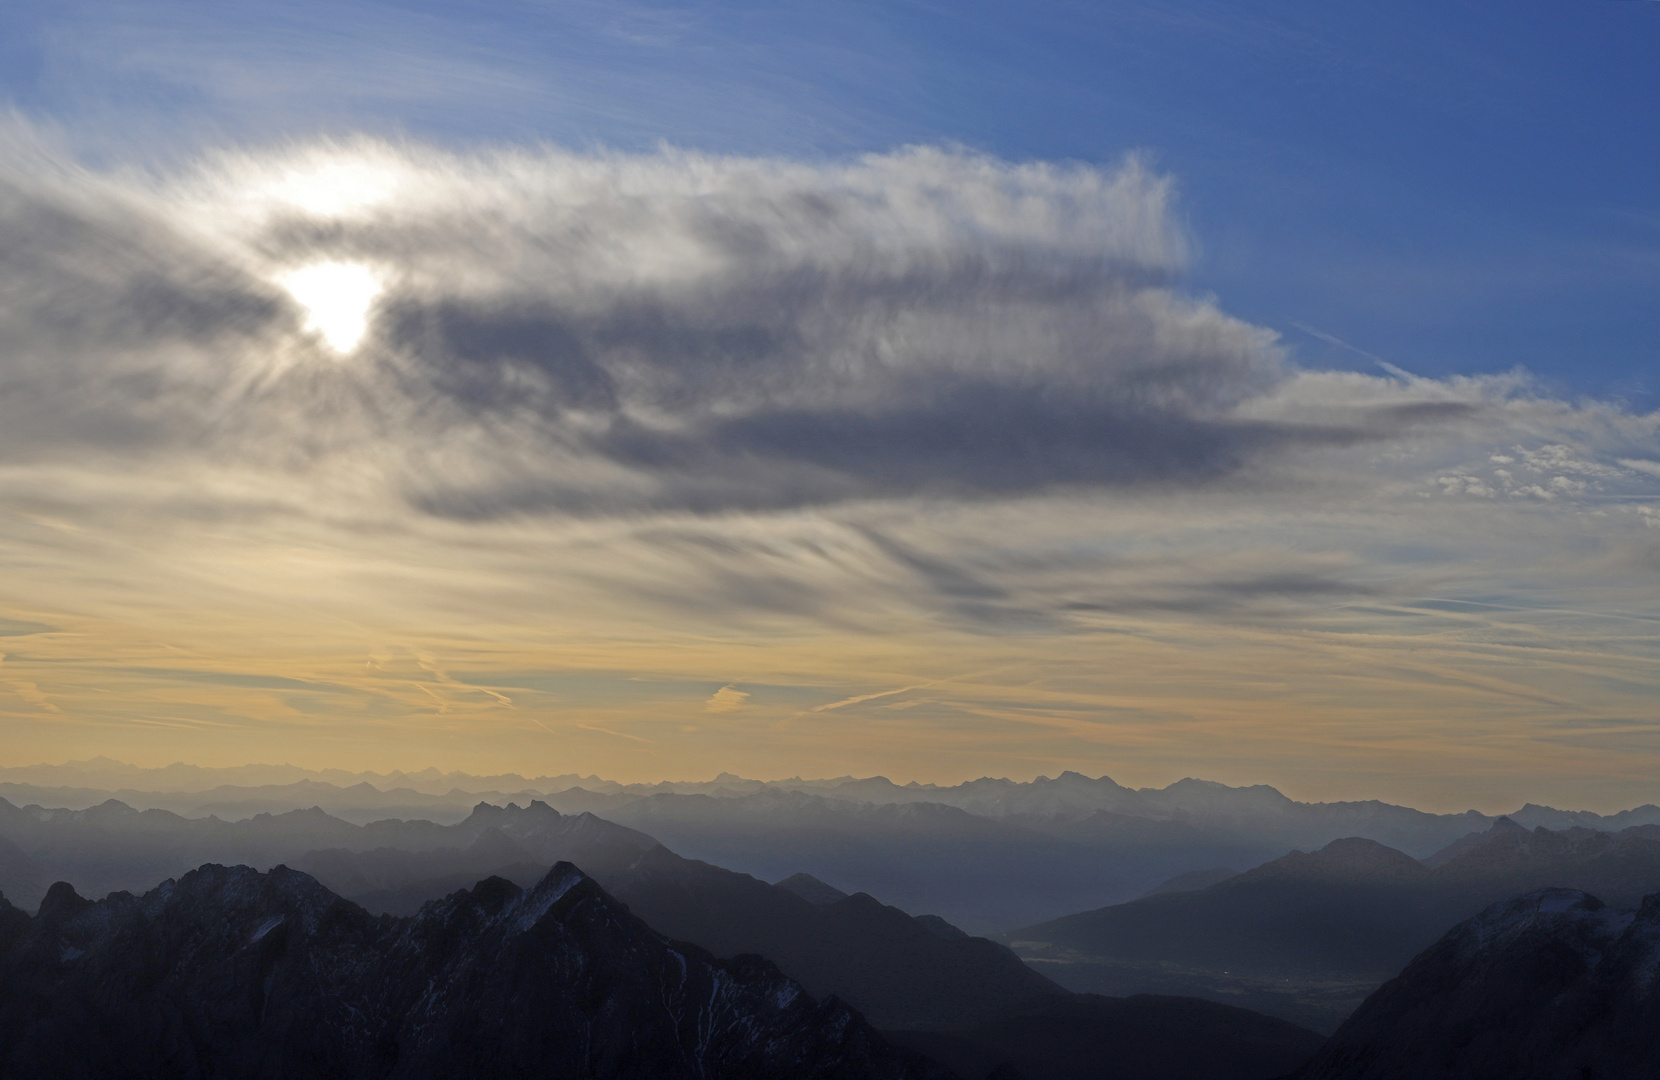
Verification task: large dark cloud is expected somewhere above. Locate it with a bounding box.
[0,136,1646,527]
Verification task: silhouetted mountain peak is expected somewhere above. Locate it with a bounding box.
[775,872,849,905]
[1050,770,1129,791]
[70,799,138,823]
[1421,814,1530,867]
[1248,837,1428,884]
[1428,818,1628,878]
[35,880,91,924]
[1153,777,1296,813]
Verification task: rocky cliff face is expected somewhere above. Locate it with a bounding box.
[1299,887,1660,1080]
[0,863,946,1080]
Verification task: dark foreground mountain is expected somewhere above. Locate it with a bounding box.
[886,994,1325,1080]
[304,821,1066,1030]
[1002,821,1660,1032]
[0,863,944,1080]
[1297,888,1660,1079]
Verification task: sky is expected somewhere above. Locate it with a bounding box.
[0,1,1656,811]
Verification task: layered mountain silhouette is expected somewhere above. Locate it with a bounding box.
[0,862,944,1080]
[11,760,1660,934]
[1297,888,1660,1079]
[1003,819,1660,1031]
[0,794,654,911]
[298,804,1066,1030]
[538,778,1518,929]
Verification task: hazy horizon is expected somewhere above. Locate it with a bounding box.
[2,754,1655,817]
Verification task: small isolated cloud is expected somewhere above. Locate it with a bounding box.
[703,685,750,712]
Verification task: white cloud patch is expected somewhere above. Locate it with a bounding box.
[703,685,750,713]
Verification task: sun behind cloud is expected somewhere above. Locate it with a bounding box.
[276,260,384,353]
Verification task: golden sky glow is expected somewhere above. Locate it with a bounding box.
[1,133,1657,812]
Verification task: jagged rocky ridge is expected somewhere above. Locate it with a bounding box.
[1297,887,1660,1079]
[0,863,945,1080]
[302,812,1067,1030]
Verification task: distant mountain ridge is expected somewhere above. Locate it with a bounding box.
[6,761,1660,934]
[6,759,1655,839]
[0,794,655,912]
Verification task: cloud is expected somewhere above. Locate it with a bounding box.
[703,685,750,713]
[10,129,1647,530]
[1,127,1658,797]
[0,132,1299,512]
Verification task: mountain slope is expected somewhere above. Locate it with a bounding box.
[1297,888,1660,1079]
[564,789,1166,932]
[0,862,945,1080]
[309,835,1065,1030]
[605,845,1065,1029]
[777,872,850,904]
[1010,838,1442,977]
[1002,822,1660,1033]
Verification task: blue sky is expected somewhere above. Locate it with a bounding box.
[4,1,1657,402]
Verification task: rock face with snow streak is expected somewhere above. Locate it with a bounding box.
[0,863,944,1080]
[1298,887,1660,1080]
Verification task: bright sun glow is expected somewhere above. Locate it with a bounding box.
[276,261,384,353]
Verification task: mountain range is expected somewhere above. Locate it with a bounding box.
[8,760,1660,932]
[294,802,1066,1030]
[0,795,656,912]
[1001,818,1660,1031]
[8,760,1660,1075]
[0,791,1342,1079]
